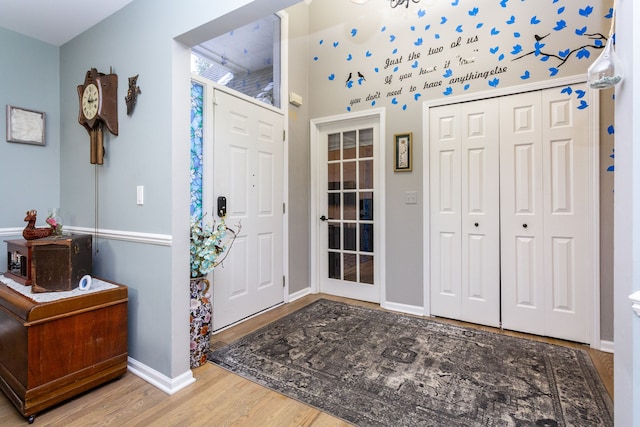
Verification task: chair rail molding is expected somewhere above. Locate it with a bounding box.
[0,227,171,247]
[65,226,172,246]
[0,228,23,238]
[630,291,640,317]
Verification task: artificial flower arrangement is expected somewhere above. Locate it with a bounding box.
[46,209,63,235]
[190,214,240,278]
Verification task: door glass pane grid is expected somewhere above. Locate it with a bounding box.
[327,130,343,280]
[326,128,375,285]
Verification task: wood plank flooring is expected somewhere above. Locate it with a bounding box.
[0,294,613,426]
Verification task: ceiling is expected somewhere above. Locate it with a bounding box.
[0,0,136,46]
[0,0,278,78]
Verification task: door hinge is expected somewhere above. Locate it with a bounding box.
[283,130,286,141]
[282,275,286,287]
[283,203,286,214]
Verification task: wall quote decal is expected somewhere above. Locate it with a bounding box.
[312,0,612,113]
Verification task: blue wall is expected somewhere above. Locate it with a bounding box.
[0,27,60,246]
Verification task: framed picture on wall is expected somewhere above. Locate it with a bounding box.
[394,132,412,172]
[6,105,46,146]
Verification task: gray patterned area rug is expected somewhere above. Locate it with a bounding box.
[209,299,613,427]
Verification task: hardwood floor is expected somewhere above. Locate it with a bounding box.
[0,294,613,426]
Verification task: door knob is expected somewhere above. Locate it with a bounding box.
[523,223,528,228]
[320,215,328,222]
[474,223,479,227]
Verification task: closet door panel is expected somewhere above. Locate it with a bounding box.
[500,91,545,336]
[549,139,573,213]
[541,84,590,343]
[515,236,537,306]
[437,231,458,297]
[514,144,536,213]
[460,100,500,327]
[430,105,462,319]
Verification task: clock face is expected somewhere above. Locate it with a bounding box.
[82,83,99,120]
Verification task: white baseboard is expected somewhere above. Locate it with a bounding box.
[382,300,425,317]
[288,286,312,302]
[213,287,311,334]
[127,357,195,395]
[599,340,615,354]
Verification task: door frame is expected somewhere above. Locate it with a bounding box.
[192,77,289,320]
[189,10,290,308]
[310,109,386,302]
[422,75,602,349]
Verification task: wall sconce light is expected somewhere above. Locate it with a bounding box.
[587,1,624,89]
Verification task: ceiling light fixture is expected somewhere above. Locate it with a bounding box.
[389,0,421,8]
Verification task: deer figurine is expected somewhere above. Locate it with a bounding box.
[22,210,53,240]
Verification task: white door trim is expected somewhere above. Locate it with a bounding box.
[310,108,386,303]
[422,74,601,348]
[278,10,290,302]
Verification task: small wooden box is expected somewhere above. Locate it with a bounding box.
[30,235,92,293]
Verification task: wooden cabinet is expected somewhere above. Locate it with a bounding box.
[0,278,128,422]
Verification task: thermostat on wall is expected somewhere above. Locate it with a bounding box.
[289,92,303,107]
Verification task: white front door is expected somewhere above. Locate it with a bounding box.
[429,99,501,327]
[315,115,382,303]
[211,88,284,330]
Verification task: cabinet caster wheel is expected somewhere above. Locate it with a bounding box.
[28,415,35,424]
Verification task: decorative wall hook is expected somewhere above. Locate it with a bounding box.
[631,291,640,318]
[587,0,623,89]
[125,74,141,116]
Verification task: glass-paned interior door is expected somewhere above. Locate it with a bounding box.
[322,125,378,302]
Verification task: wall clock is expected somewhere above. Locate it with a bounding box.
[77,68,118,164]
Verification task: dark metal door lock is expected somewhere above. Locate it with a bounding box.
[217,196,227,217]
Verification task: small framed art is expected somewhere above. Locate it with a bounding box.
[6,105,46,146]
[394,132,412,172]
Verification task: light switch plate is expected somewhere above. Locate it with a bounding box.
[137,186,144,205]
[405,191,417,205]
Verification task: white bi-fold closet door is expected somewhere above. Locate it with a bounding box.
[429,84,592,343]
[429,99,501,328]
[499,87,591,343]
